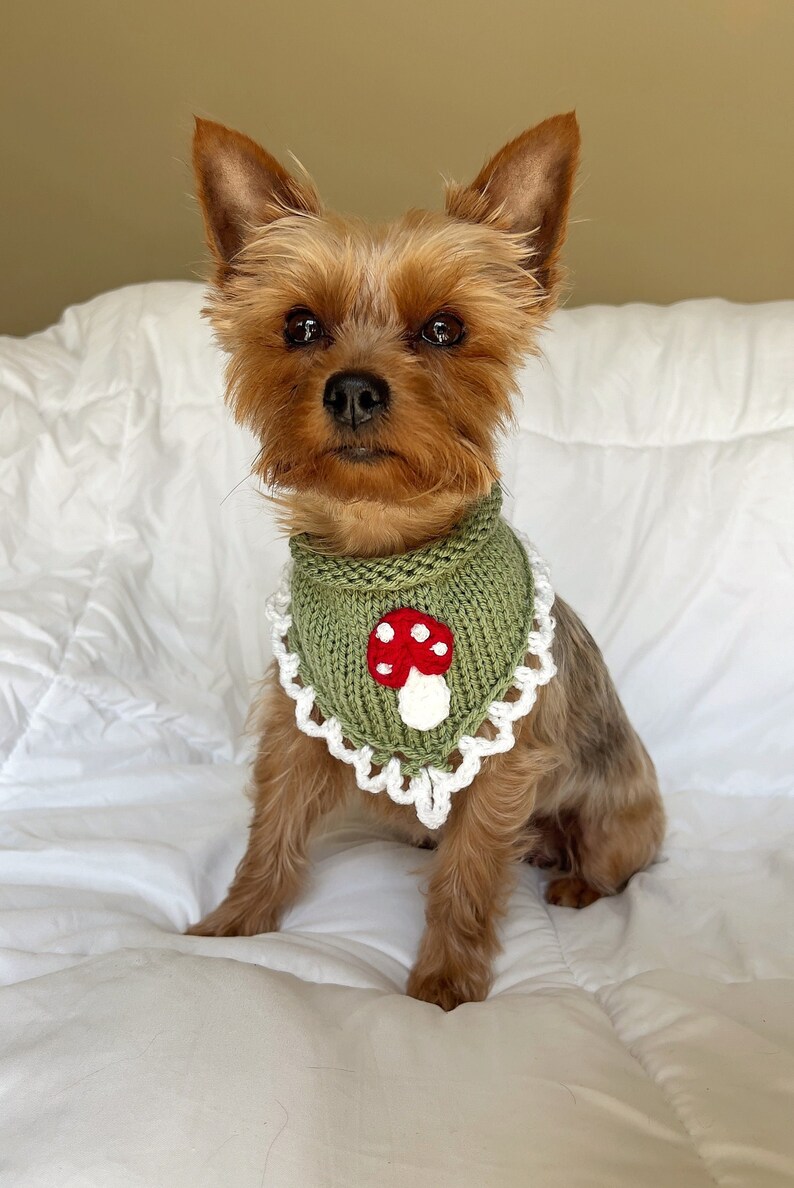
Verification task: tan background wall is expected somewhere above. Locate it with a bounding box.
[2,0,793,336]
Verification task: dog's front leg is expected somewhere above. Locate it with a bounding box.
[187,677,350,937]
[406,764,533,1011]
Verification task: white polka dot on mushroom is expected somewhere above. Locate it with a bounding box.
[375,622,394,642]
[376,662,393,675]
[410,623,431,642]
[431,642,448,656]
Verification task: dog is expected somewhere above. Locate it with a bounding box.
[187,112,665,1011]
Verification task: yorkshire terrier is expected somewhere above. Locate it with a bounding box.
[187,112,665,1011]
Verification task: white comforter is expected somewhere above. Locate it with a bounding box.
[1,283,792,1186]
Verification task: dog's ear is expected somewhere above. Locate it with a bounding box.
[447,112,580,298]
[193,118,321,274]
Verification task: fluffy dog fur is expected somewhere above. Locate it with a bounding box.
[188,113,665,1010]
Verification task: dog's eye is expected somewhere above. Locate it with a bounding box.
[420,312,465,347]
[284,309,325,345]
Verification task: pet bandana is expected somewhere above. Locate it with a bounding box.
[266,486,556,828]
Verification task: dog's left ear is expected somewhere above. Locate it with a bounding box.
[447,112,580,299]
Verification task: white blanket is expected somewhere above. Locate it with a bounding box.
[1,283,792,1186]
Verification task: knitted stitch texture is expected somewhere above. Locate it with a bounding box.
[287,486,534,776]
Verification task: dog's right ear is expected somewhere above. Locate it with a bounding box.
[192,118,321,275]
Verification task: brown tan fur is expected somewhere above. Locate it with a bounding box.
[187,113,665,1010]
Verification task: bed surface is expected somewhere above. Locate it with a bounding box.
[1,283,792,1186]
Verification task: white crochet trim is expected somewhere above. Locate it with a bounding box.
[265,537,556,830]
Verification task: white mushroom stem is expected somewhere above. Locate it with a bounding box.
[397,667,451,731]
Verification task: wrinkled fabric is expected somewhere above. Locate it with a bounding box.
[0,283,792,1187]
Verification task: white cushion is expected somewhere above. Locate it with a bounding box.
[1,283,792,1185]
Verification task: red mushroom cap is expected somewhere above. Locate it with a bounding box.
[367,608,454,689]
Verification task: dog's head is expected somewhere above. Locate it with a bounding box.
[194,114,579,507]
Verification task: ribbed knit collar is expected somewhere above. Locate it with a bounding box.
[288,485,503,591]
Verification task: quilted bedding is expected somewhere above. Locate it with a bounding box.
[1,282,792,1186]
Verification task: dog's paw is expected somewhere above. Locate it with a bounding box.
[185,904,279,937]
[185,916,232,937]
[406,966,490,1011]
[545,876,603,909]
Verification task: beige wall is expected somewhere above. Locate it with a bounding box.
[2,0,792,336]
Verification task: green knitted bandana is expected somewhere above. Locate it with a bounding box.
[286,486,533,771]
[267,484,556,827]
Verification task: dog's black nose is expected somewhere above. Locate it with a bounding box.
[323,371,390,430]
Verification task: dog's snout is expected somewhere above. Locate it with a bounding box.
[323,371,390,430]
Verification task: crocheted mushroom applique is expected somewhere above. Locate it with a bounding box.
[367,609,454,731]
